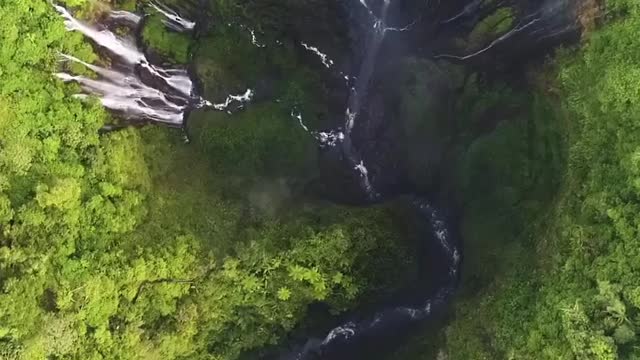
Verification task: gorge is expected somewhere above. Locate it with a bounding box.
[2,0,638,359]
[51,1,463,358]
[51,0,580,358]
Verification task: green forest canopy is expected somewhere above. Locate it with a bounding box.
[1,0,640,359]
[0,0,412,358]
[426,0,640,359]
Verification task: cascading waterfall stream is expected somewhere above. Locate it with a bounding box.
[277,0,461,358]
[436,0,579,59]
[148,0,196,32]
[294,0,398,201]
[53,3,253,126]
[342,0,396,200]
[109,10,142,25]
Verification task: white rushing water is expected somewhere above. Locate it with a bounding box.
[249,29,267,48]
[212,89,254,112]
[53,3,253,125]
[441,0,482,24]
[354,160,375,195]
[284,0,577,356]
[55,4,144,64]
[109,10,142,25]
[291,109,344,147]
[149,0,196,32]
[436,0,577,60]
[56,54,187,124]
[358,0,375,17]
[435,17,542,60]
[291,0,392,201]
[301,42,335,68]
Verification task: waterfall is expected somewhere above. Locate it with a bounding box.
[53,3,253,126]
[148,0,196,32]
[278,1,462,358]
[109,10,142,25]
[293,0,398,202]
[55,54,187,124]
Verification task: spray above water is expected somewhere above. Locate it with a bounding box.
[53,3,253,126]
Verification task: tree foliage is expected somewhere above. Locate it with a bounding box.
[0,1,414,359]
[433,1,640,359]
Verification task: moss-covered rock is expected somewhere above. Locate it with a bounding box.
[141,13,192,63]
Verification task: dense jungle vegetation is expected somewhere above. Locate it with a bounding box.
[1,0,640,359]
[400,0,640,358]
